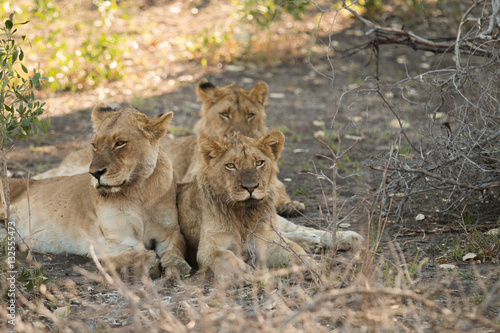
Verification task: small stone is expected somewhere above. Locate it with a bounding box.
[269,92,285,99]
[486,228,499,236]
[313,130,325,138]
[54,306,70,318]
[225,65,245,72]
[415,214,425,221]
[462,253,477,262]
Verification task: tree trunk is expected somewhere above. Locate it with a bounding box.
[1,147,10,224]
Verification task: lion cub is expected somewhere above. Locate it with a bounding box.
[2,105,191,277]
[177,130,316,285]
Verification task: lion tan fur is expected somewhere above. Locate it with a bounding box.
[34,80,304,217]
[164,79,269,182]
[177,130,313,284]
[2,105,191,276]
[166,79,304,216]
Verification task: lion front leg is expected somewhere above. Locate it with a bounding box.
[274,179,305,217]
[97,206,161,278]
[197,234,254,286]
[147,203,192,278]
[150,227,192,278]
[100,242,161,279]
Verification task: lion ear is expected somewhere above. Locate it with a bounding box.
[258,130,285,161]
[147,112,173,141]
[198,134,224,164]
[91,103,117,129]
[196,79,218,102]
[249,81,268,105]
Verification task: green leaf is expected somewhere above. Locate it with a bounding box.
[31,72,41,87]
[20,127,28,136]
[11,48,18,64]
[19,48,24,61]
[41,119,47,133]
[21,118,31,128]
[5,20,13,31]
[6,121,16,131]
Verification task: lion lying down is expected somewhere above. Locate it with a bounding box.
[177,130,363,284]
[1,105,192,277]
[35,79,304,217]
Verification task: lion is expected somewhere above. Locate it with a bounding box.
[1,105,192,277]
[35,80,304,217]
[177,130,363,285]
[165,79,304,217]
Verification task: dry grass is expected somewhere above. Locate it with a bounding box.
[2,240,499,332]
[2,134,499,332]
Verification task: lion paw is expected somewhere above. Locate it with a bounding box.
[276,200,305,217]
[336,231,364,251]
[147,259,163,280]
[213,261,254,287]
[162,258,192,278]
[215,270,254,287]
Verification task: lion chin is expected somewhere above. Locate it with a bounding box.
[92,179,127,194]
[228,192,267,211]
[241,198,263,210]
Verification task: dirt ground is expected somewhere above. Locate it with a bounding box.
[2,0,500,331]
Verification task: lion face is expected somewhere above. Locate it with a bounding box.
[198,130,285,205]
[89,104,173,194]
[193,79,269,140]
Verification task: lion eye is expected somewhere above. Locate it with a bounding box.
[220,112,230,119]
[247,113,255,120]
[91,143,97,152]
[256,160,265,167]
[114,141,127,149]
[225,163,236,170]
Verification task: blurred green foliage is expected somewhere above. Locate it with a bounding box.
[0,0,464,90]
[2,0,126,92]
[38,31,127,92]
[0,16,49,147]
[237,0,310,26]
[176,0,311,66]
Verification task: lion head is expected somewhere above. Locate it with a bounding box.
[193,79,269,139]
[197,130,285,208]
[89,104,173,194]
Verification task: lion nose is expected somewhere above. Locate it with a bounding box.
[242,183,259,193]
[90,168,107,181]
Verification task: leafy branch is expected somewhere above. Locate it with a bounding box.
[1,13,50,223]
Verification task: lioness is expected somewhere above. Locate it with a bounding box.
[177,130,363,285]
[1,105,191,277]
[35,80,304,217]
